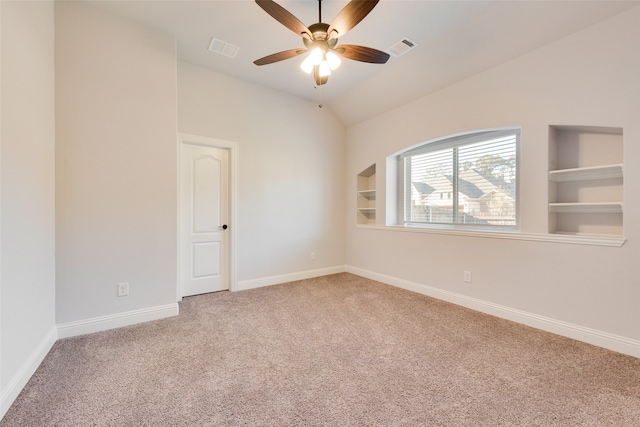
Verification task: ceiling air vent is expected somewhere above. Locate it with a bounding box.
[208,37,240,59]
[388,38,417,57]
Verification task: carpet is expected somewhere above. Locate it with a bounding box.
[2,273,639,426]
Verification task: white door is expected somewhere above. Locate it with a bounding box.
[180,142,229,297]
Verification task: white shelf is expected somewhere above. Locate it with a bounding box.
[358,208,376,214]
[358,190,376,199]
[549,202,623,214]
[549,164,623,182]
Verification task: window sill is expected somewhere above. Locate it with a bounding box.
[355,224,625,247]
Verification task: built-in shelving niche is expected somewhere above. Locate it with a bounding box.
[357,164,376,225]
[549,125,623,238]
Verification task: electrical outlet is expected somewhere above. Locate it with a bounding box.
[463,271,472,283]
[310,252,316,261]
[117,282,129,297]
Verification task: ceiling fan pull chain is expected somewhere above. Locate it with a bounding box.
[316,78,324,108]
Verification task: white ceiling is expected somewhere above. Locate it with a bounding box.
[84,0,638,126]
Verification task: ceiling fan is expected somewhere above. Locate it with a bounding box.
[253,0,390,86]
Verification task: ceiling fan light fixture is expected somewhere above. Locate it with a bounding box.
[300,47,323,74]
[300,56,315,73]
[318,60,332,77]
[325,51,341,70]
[310,47,323,65]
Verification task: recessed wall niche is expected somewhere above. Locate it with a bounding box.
[548,125,623,238]
[357,164,376,225]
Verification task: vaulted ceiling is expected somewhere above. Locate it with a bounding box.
[84,0,638,126]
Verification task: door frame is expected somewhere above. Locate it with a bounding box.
[177,133,238,300]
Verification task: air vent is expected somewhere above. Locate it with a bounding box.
[208,37,240,59]
[388,38,417,57]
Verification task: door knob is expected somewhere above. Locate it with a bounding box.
[219,224,228,230]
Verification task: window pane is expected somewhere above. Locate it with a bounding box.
[457,135,516,226]
[405,131,517,228]
[406,148,455,223]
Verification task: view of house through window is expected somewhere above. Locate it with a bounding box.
[401,129,519,229]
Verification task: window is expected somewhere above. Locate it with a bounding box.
[399,128,519,229]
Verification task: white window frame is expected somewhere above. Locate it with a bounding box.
[397,128,520,232]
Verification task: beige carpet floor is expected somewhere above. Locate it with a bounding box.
[2,273,639,426]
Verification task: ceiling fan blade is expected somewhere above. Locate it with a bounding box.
[255,0,311,39]
[335,44,390,64]
[327,0,379,40]
[254,49,306,66]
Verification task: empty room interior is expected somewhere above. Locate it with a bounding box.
[1,0,640,424]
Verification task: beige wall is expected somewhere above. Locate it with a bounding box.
[1,0,56,415]
[346,7,640,354]
[55,2,178,324]
[177,62,347,284]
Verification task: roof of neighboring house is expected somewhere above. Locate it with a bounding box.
[468,168,516,199]
[412,181,435,196]
[413,169,515,201]
[457,176,484,199]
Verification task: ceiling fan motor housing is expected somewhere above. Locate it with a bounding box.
[303,23,338,51]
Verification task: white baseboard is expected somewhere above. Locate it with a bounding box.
[346,266,640,358]
[235,265,347,292]
[1,326,57,420]
[57,303,179,339]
